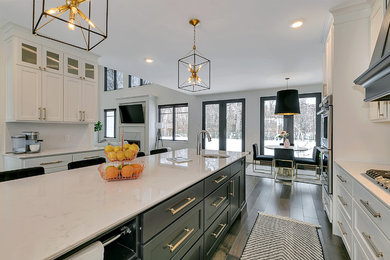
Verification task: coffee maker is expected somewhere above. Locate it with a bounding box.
[11,131,42,153]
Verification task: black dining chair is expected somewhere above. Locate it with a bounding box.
[272,148,296,184]
[252,144,273,174]
[137,152,146,158]
[295,147,321,179]
[150,148,168,155]
[68,157,106,170]
[0,167,45,182]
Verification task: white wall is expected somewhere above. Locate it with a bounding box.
[331,2,390,164]
[98,64,322,160]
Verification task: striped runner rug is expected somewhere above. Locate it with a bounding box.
[241,212,324,260]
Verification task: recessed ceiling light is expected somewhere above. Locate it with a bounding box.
[145,58,154,63]
[290,20,304,29]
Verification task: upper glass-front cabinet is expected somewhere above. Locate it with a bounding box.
[64,54,80,78]
[18,39,42,69]
[43,47,63,74]
[84,61,96,81]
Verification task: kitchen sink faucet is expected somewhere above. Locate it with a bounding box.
[197,130,212,155]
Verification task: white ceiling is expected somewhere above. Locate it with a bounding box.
[0,0,350,94]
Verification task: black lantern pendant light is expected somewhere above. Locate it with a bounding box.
[275,78,300,115]
[178,19,211,92]
[32,0,108,51]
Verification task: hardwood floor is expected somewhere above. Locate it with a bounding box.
[212,175,350,260]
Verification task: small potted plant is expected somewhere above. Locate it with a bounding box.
[278,130,290,148]
[94,121,103,144]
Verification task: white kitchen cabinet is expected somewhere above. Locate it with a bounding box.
[14,65,42,121]
[64,76,83,122]
[42,47,63,75]
[14,65,63,122]
[82,80,98,122]
[42,71,63,121]
[64,76,97,123]
[17,39,42,70]
[4,27,98,124]
[83,60,97,82]
[323,23,334,96]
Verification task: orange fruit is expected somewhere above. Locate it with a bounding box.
[121,165,134,178]
[131,163,143,174]
[106,166,119,179]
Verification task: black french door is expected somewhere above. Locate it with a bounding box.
[202,99,245,152]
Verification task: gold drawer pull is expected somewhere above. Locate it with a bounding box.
[229,180,234,197]
[213,175,227,184]
[40,160,63,165]
[168,197,196,215]
[212,196,227,208]
[338,195,347,206]
[337,221,347,236]
[362,232,383,258]
[167,228,194,252]
[360,199,381,218]
[336,174,346,183]
[211,223,227,238]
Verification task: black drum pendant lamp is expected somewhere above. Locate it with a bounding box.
[275,78,300,115]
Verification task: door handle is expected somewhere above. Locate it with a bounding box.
[42,108,46,120]
[213,175,227,184]
[212,196,227,208]
[168,197,196,215]
[229,180,235,197]
[211,223,227,238]
[166,228,194,252]
[362,232,383,257]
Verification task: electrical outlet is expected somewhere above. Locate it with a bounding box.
[65,135,71,142]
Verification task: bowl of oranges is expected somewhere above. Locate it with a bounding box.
[98,160,145,181]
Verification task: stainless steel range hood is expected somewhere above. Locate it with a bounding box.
[354,6,390,102]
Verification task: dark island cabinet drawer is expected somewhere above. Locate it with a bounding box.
[231,158,245,175]
[142,203,203,260]
[141,181,204,243]
[204,207,230,260]
[204,180,230,229]
[205,166,231,196]
[175,236,204,260]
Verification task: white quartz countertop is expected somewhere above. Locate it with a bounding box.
[336,160,390,209]
[0,149,247,260]
[3,146,104,159]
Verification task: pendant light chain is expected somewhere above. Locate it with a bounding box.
[285,77,290,90]
[193,24,196,51]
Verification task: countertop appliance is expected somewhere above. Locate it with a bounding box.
[11,135,27,154]
[365,169,390,191]
[11,131,42,154]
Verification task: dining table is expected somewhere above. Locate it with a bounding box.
[264,145,309,152]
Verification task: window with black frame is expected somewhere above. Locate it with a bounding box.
[129,75,152,88]
[104,109,116,138]
[158,104,188,141]
[260,93,321,158]
[104,67,123,91]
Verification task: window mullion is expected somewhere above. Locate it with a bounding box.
[172,106,176,141]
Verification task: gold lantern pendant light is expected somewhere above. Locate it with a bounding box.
[178,19,211,92]
[33,0,108,51]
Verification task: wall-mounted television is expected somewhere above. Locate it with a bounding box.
[119,104,145,124]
